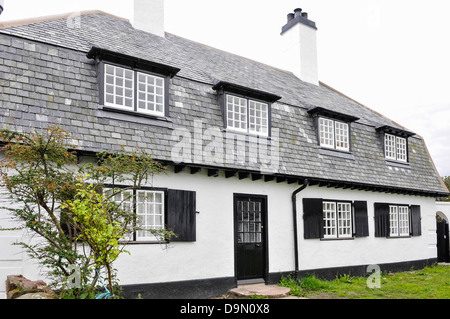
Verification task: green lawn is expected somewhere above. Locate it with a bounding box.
[279,264,450,299]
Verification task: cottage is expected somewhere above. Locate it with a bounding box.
[0,1,448,299]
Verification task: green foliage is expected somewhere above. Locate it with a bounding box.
[440,176,450,201]
[0,126,169,298]
[278,275,305,297]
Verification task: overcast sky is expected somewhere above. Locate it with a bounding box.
[1,0,449,177]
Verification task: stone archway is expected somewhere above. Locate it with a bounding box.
[437,211,449,223]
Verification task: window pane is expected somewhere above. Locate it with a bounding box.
[398,206,409,236]
[396,137,407,162]
[136,191,165,241]
[389,205,399,236]
[226,95,247,132]
[319,118,335,148]
[385,134,397,160]
[335,121,349,151]
[249,100,269,135]
[137,72,165,116]
[337,203,352,238]
[323,202,337,238]
[104,64,134,109]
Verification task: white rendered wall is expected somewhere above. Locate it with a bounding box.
[297,186,437,272]
[280,22,319,86]
[0,167,438,293]
[114,169,298,285]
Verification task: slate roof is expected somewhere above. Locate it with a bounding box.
[0,11,447,196]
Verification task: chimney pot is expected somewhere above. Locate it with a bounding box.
[0,0,4,15]
[287,13,295,22]
[294,8,302,18]
[301,12,308,19]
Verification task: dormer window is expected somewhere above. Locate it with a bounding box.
[225,95,269,136]
[384,134,407,162]
[87,46,180,119]
[213,81,281,137]
[308,107,359,154]
[376,125,415,164]
[319,117,350,151]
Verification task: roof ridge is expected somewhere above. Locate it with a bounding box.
[165,32,296,77]
[0,9,128,29]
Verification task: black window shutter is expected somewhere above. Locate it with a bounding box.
[410,205,422,237]
[374,203,390,237]
[166,189,196,242]
[302,198,324,239]
[353,201,369,237]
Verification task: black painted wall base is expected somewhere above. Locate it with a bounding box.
[267,258,438,284]
[120,258,437,299]
[120,276,236,299]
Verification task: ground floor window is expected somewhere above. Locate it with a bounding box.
[106,188,165,242]
[323,201,352,239]
[302,198,368,240]
[389,205,409,237]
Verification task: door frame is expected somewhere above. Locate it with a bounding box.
[233,193,269,283]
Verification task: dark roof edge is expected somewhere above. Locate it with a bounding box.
[212,81,282,103]
[307,106,360,123]
[281,14,317,34]
[74,149,449,198]
[86,46,180,78]
[376,125,416,137]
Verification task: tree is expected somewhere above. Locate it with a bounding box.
[441,176,450,202]
[0,125,172,298]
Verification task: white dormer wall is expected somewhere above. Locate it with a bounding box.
[280,10,319,86]
[132,0,165,37]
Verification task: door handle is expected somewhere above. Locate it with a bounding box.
[255,243,261,247]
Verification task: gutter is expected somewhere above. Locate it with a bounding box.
[292,179,309,276]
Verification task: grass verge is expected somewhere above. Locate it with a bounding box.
[278,264,450,299]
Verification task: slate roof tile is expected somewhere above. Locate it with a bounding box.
[0,11,447,195]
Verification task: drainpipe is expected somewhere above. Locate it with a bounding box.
[292,179,309,277]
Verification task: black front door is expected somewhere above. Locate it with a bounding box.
[437,220,450,262]
[234,194,267,281]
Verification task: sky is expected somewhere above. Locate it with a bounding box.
[1,0,450,177]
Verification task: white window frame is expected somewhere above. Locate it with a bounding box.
[104,188,134,241]
[249,100,269,135]
[323,201,353,239]
[319,117,350,152]
[136,190,165,242]
[226,94,248,133]
[323,201,337,238]
[225,94,269,137]
[137,72,165,117]
[103,63,166,117]
[385,134,408,162]
[104,188,166,242]
[389,205,410,237]
[104,64,134,111]
[319,118,335,149]
[335,121,350,151]
[396,136,407,162]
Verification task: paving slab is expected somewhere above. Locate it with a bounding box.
[228,283,291,299]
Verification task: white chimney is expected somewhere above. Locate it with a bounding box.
[280,8,319,86]
[132,0,165,37]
